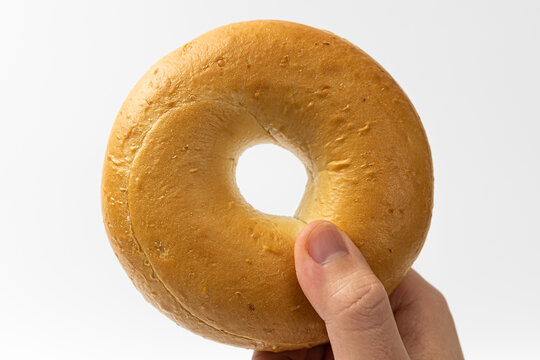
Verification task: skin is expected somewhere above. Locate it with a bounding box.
[253,221,464,360]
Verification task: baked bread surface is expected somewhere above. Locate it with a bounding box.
[101,20,433,351]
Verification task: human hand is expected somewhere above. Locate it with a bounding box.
[253,221,464,360]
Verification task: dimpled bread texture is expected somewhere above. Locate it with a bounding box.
[101,20,433,351]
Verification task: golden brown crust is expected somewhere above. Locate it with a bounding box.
[101,20,433,351]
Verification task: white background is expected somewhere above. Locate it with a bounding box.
[1,1,539,359]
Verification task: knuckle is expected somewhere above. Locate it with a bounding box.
[431,288,450,309]
[419,284,452,314]
[329,273,389,322]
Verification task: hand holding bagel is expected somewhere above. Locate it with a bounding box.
[253,221,464,360]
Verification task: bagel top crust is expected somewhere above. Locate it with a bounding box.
[101,20,433,351]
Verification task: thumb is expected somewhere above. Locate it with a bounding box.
[295,221,409,360]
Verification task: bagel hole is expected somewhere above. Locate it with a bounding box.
[235,144,307,217]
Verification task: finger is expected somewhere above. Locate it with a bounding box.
[252,344,327,360]
[252,349,294,360]
[294,221,409,360]
[390,270,464,360]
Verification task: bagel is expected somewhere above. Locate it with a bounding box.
[101,20,433,351]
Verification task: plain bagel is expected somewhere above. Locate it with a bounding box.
[101,20,433,351]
